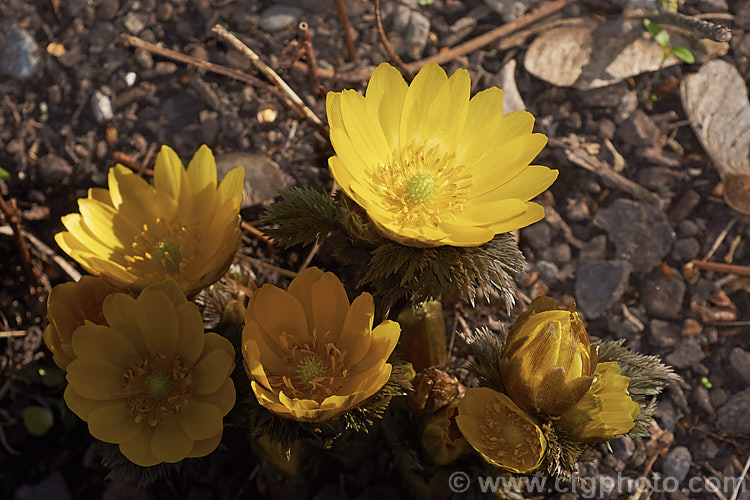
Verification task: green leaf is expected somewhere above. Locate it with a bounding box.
[644,19,669,48]
[418,0,433,4]
[671,46,695,64]
[261,187,344,247]
[0,167,9,180]
[22,406,54,436]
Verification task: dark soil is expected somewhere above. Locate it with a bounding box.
[1,0,749,499]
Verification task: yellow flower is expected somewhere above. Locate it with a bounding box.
[241,267,400,422]
[499,297,597,415]
[456,387,547,473]
[43,276,121,370]
[326,62,557,247]
[558,362,640,444]
[55,145,244,296]
[63,278,236,467]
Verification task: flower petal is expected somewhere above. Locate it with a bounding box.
[310,271,349,343]
[66,359,128,400]
[87,400,142,443]
[64,385,105,420]
[120,427,159,467]
[71,323,140,368]
[348,320,399,377]
[178,399,223,441]
[192,349,233,395]
[187,431,222,458]
[102,293,148,356]
[365,63,408,151]
[400,62,448,148]
[338,293,374,366]
[196,378,236,415]
[471,165,558,205]
[151,414,193,463]
[175,302,205,367]
[137,288,179,357]
[287,267,325,333]
[252,284,310,344]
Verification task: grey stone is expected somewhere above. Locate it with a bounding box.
[215,153,294,208]
[575,260,631,318]
[91,91,114,124]
[662,447,692,484]
[648,319,680,348]
[693,386,714,415]
[617,110,661,147]
[95,0,119,21]
[536,260,559,284]
[36,154,72,184]
[612,435,635,463]
[521,221,551,249]
[405,11,430,60]
[672,238,700,262]
[641,272,686,319]
[483,0,531,22]
[1,26,41,80]
[594,199,675,273]
[729,347,750,385]
[580,235,607,261]
[677,220,699,238]
[123,11,148,34]
[615,90,638,123]
[655,399,677,432]
[259,5,303,32]
[392,5,412,32]
[716,389,750,435]
[542,243,572,265]
[710,388,727,408]
[665,339,705,369]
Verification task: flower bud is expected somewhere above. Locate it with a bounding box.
[420,400,471,466]
[499,297,597,415]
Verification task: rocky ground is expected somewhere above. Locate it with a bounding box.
[1,0,749,499]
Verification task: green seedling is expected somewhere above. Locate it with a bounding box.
[700,376,713,389]
[22,406,54,437]
[0,167,9,180]
[643,19,695,64]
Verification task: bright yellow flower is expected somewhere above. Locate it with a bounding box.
[55,145,244,296]
[558,362,640,444]
[63,278,236,467]
[43,276,121,370]
[456,387,547,473]
[499,297,597,415]
[326,62,557,247]
[242,267,400,422]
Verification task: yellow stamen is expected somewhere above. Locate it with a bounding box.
[123,353,191,426]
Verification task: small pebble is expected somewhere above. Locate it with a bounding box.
[521,221,552,249]
[91,90,114,123]
[259,5,303,32]
[662,446,692,484]
[124,72,137,87]
[123,11,148,34]
[1,26,41,80]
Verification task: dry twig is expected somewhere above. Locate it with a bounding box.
[375,0,411,78]
[299,22,323,96]
[691,260,750,278]
[0,192,36,285]
[293,0,574,82]
[333,0,356,61]
[211,24,328,136]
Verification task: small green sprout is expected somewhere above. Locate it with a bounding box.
[0,167,9,180]
[700,376,712,389]
[418,0,433,5]
[643,19,695,64]
[22,406,54,437]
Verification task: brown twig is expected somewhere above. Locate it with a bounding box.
[691,260,750,278]
[375,0,412,78]
[121,34,320,134]
[238,253,297,279]
[211,24,328,136]
[299,22,323,96]
[241,220,274,246]
[0,192,36,285]
[333,0,356,61]
[0,225,81,282]
[293,0,574,82]
[112,151,153,176]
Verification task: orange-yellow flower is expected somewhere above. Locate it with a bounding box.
[242,267,400,422]
[55,145,244,296]
[326,62,557,247]
[558,362,640,444]
[499,297,597,415]
[43,276,121,370]
[63,278,236,467]
[456,387,547,473]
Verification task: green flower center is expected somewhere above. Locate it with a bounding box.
[154,240,182,274]
[145,373,172,399]
[405,173,437,205]
[296,355,329,386]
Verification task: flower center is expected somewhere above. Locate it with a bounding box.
[480,401,543,470]
[123,217,199,283]
[267,334,349,402]
[371,142,472,227]
[154,240,182,274]
[296,355,329,386]
[123,353,192,426]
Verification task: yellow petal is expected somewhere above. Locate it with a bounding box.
[484,202,546,234]
[136,288,179,357]
[64,385,105,420]
[326,91,344,129]
[102,293,148,355]
[338,293,375,366]
[472,165,558,205]
[196,378,236,415]
[365,63,408,151]
[66,359,128,400]
[151,414,193,463]
[423,68,470,151]
[456,198,527,226]
[187,431,222,458]
[175,302,205,367]
[400,62,448,148]
[287,267,325,331]
[87,400,142,443]
[310,271,349,343]
[153,145,185,202]
[192,350,233,394]
[340,89,390,164]
[186,145,218,219]
[242,322,287,375]
[217,166,244,209]
[458,87,505,162]
[120,427,159,467]
[178,399,223,441]
[348,320,399,377]
[71,323,140,368]
[471,133,548,195]
[438,224,495,246]
[252,284,310,344]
